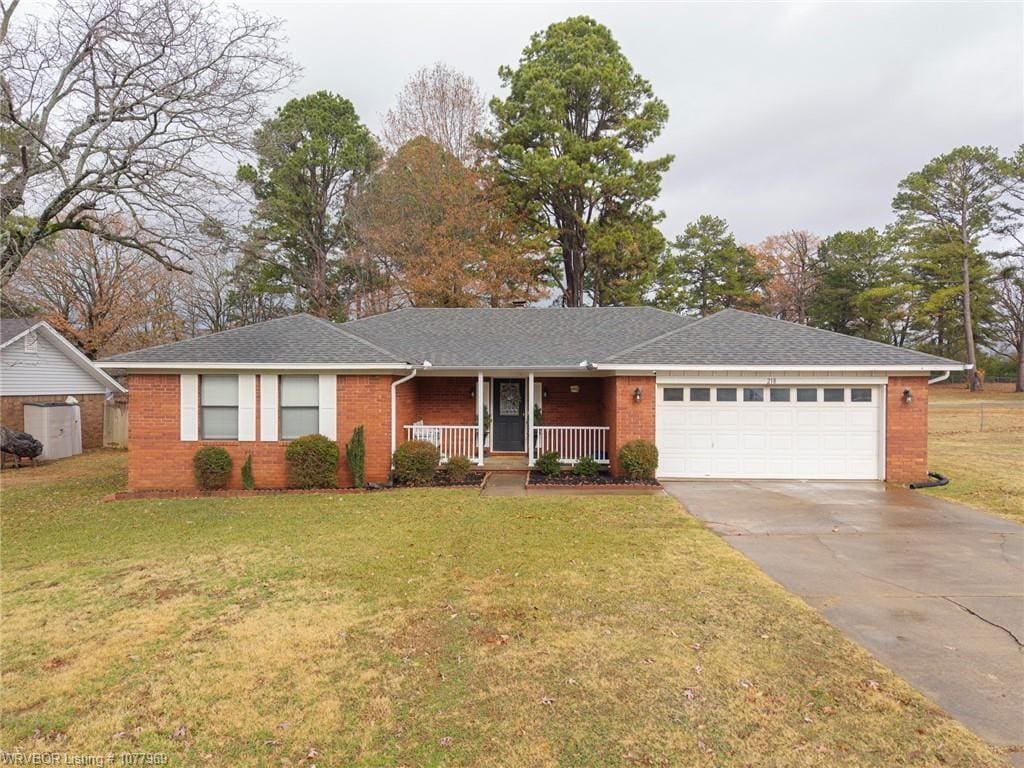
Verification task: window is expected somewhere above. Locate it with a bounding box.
[23,331,38,354]
[851,388,873,403]
[743,387,764,402]
[770,388,790,402]
[796,388,818,402]
[689,387,711,402]
[663,387,685,402]
[716,387,737,402]
[823,388,844,402]
[280,375,319,439]
[200,375,238,440]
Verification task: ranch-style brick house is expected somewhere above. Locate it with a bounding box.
[98,307,966,491]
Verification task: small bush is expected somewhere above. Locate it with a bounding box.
[285,434,339,489]
[446,455,472,482]
[535,450,561,477]
[619,439,659,480]
[345,425,366,488]
[573,456,601,478]
[394,440,440,485]
[193,446,232,490]
[241,453,254,490]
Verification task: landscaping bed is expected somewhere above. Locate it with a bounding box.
[527,470,659,487]
[393,470,486,488]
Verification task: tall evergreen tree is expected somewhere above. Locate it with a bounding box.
[488,16,673,306]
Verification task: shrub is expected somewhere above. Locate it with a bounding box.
[241,453,255,490]
[285,434,339,489]
[393,440,440,485]
[193,446,232,490]
[446,455,472,482]
[345,425,366,488]
[619,439,659,480]
[573,455,600,478]
[535,450,561,477]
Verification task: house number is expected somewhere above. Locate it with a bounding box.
[765,377,777,385]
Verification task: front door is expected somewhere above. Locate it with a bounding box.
[492,378,525,452]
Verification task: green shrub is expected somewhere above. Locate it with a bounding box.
[573,455,600,478]
[345,425,366,488]
[393,440,440,485]
[285,434,339,489]
[193,446,232,490]
[446,455,472,482]
[535,450,561,477]
[619,439,659,480]
[241,453,254,490]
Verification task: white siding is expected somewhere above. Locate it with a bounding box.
[238,374,256,442]
[0,333,109,396]
[180,374,199,441]
[260,374,279,441]
[318,374,337,440]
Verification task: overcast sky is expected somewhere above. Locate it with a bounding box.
[234,1,1022,245]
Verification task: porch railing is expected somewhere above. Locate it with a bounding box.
[533,426,610,464]
[404,424,480,462]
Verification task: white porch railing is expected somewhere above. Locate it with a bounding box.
[404,425,481,462]
[533,426,610,464]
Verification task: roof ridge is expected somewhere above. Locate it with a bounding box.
[601,310,719,362]
[306,314,408,363]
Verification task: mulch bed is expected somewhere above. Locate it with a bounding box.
[393,471,486,489]
[527,471,660,487]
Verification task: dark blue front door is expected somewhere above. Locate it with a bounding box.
[492,379,525,451]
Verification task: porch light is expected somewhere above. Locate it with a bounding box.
[902,388,912,405]
[633,387,642,403]
[470,387,475,398]
[543,387,549,398]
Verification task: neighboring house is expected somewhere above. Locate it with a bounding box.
[1,318,127,448]
[97,307,965,491]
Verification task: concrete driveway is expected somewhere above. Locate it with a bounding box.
[663,480,1024,760]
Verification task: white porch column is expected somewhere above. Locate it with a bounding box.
[476,372,485,466]
[527,372,535,466]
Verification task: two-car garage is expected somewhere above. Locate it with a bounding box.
[655,382,884,480]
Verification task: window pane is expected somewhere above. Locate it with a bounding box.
[281,407,319,439]
[716,387,737,401]
[823,388,844,402]
[201,407,238,439]
[770,388,790,402]
[797,388,818,402]
[663,387,685,402]
[690,387,711,402]
[281,375,319,406]
[201,375,238,406]
[743,387,764,402]
[851,388,872,402]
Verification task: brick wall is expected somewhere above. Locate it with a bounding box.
[885,376,929,484]
[1,392,110,449]
[603,375,656,475]
[536,377,604,426]
[127,373,394,491]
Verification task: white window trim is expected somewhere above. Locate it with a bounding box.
[238,374,256,441]
[318,374,337,440]
[180,374,199,441]
[260,374,279,441]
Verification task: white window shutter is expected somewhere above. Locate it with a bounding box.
[260,374,278,441]
[238,374,256,441]
[318,374,337,440]
[180,374,198,441]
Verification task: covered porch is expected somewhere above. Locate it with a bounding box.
[395,373,614,467]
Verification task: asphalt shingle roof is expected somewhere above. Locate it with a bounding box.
[603,309,961,368]
[0,317,41,346]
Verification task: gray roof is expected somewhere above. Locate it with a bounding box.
[103,314,403,365]
[0,317,41,346]
[100,307,964,370]
[340,307,692,367]
[604,309,961,368]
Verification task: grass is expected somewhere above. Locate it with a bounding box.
[926,382,1024,522]
[1,452,1007,767]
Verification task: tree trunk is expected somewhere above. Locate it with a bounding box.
[562,240,584,307]
[1017,344,1024,393]
[961,252,981,391]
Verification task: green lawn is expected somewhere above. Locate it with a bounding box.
[0,452,1005,767]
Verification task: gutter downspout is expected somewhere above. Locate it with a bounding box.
[928,371,951,385]
[391,368,418,464]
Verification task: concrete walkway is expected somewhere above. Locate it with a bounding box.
[663,480,1024,762]
[480,472,526,497]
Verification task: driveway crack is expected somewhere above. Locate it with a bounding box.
[943,597,1024,650]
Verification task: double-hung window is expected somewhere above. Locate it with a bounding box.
[200,375,239,440]
[280,375,319,439]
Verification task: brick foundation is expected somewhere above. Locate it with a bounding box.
[885,376,929,484]
[1,392,110,449]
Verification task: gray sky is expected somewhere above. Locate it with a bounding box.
[236,1,1023,244]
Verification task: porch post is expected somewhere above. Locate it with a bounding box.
[527,372,535,467]
[476,372,484,466]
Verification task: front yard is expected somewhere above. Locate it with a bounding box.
[0,452,1005,767]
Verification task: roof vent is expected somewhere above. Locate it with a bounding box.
[511,300,527,308]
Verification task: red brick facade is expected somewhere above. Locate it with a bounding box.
[536,377,604,427]
[603,376,656,476]
[885,375,929,484]
[1,392,110,449]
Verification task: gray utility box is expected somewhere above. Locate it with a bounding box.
[24,403,83,461]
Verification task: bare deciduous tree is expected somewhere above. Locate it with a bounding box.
[380,63,487,166]
[0,0,297,286]
[752,230,820,323]
[989,253,1024,391]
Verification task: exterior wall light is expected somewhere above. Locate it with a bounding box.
[633,387,642,403]
[470,387,475,398]
[902,388,912,405]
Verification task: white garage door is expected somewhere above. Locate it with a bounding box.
[656,384,882,480]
